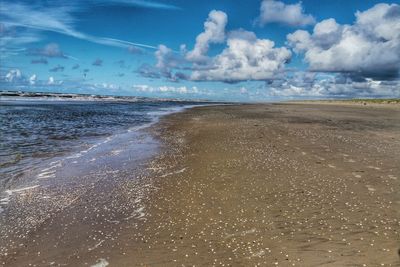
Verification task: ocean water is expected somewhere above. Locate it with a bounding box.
[0,98,205,196]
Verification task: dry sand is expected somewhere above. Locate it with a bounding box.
[1,103,400,266]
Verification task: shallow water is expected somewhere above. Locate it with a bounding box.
[0,98,204,196]
[0,98,210,261]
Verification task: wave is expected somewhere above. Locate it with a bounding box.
[0,90,211,103]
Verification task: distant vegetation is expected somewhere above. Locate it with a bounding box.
[344,98,400,104]
[291,98,400,105]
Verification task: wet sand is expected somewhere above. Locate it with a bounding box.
[2,103,400,266]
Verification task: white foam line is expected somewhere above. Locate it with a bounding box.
[40,166,56,173]
[88,240,105,251]
[125,206,146,221]
[135,207,145,219]
[37,170,56,179]
[66,143,101,159]
[5,185,40,195]
[160,167,187,178]
[40,162,61,172]
[49,160,61,166]
[61,104,210,164]
[0,197,10,205]
[66,153,82,159]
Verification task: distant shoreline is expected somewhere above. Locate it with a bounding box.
[0,90,221,103]
[2,90,398,104]
[286,98,400,105]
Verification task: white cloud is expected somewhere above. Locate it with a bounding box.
[257,0,315,27]
[29,74,37,85]
[132,84,204,95]
[191,31,291,82]
[0,24,40,57]
[5,69,22,82]
[268,73,400,98]
[105,0,181,10]
[47,76,55,85]
[142,44,187,81]
[2,69,58,87]
[93,82,121,91]
[228,29,257,41]
[47,76,63,86]
[287,3,400,80]
[155,45,181,69]
[0,2,157,52]
[186,10,228,64]
[142,12,291,83]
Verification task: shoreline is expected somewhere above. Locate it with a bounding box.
[2,103,400,266]
[0,101,200,198]
[0,102,206,266]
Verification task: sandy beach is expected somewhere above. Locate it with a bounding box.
[2,103,400,266]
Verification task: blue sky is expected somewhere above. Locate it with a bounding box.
[1,0,399,101]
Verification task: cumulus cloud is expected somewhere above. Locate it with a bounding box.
[47,76,63,85]
[190,30,291,82]
[257,0,315,27]
[137,44,187,81]
[140,11,291,83]
[47,76,55,85]
[93,82,121,91]
[92,58,103,66]
[136,63,161,79]
[1,69,65,88]
[227,29,257,41]
[267,72,400,98]
[2,69,36,86]
[132,84,203,95]
[287,3,400,81]
[186,10,228,64]
[5,69,22,82]
[155,45,182,70]
[29,74,37,85]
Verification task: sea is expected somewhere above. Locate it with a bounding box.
[0,93,210,212]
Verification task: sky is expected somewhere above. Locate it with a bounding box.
[0,0,399,101]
